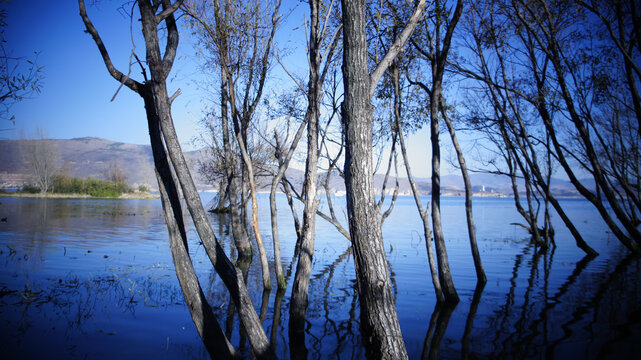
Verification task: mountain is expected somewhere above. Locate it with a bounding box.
[0,137,586,197]
[0,137,203,189]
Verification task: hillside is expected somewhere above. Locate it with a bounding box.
[0,137,585,197]
[0,137,202,189]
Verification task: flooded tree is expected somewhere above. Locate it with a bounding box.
[457,0,639,254]
[288,1,342,356]
[78,0,275,357]
[407,0,465,303]
[182,0,282,290]
[455,0,597,255]
[340,0,427,357]
[265,91,307,290]
[383,0,482,300]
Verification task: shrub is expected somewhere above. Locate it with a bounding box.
[89,188,121,198]
[51,175,131,197]
[137,184,149,193]
[21,184,40,194]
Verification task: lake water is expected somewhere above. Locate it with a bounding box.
[0,194,639,359]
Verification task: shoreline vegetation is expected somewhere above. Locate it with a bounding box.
[1,175,158,199]
[0,191,159,199]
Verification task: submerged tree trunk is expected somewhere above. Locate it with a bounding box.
[340,0,425,357]
[440,99,486,285]
[289,0,323,353]
[392,63,442,302]
[234,127,272,290]
[221,75,252,258]
[271,123,306,290]
[408,0,464,304]
[145,91,237,358]
[430,84,458,303]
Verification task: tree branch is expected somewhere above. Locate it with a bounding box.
[369,0,427,97]
[78,0,142,94]
[156,0,184,23]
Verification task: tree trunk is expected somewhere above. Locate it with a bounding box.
[271,121,306,290]
[145,91,237,358]
[142,2,276,356]
[341,0,408,357]
[289,0,322,351]
[221,74,252,258]
[440,99,486,284]
[227,76,271,290]
[430,85,458,303]
[392,63,442,302]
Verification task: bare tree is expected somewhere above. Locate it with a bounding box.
[183,0,282,290]
[21,126,59,193]
[391,60,443,302]
[79,1,275,357]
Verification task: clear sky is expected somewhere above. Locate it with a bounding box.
[2,0,202,148]
[1,0,438,177]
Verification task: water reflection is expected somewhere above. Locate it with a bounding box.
[461,281,485,360]
[0,196,640,358]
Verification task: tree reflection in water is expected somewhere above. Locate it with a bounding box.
[1,197,641,358]
[422,301,456,360]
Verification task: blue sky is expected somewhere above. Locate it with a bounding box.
[1,0,438,177]
[2,0,207,147]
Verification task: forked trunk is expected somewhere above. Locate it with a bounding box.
[341,0,408,357]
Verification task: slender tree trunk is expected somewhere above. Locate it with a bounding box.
[430,84,458,303]
[241,144,272,290]
[408,0,463,304]
[392,63,442,302]
[289,0,322,351]
[80,1,275,357]
[139,3,276,356]
[145,90,237,359]
[221,75,252,258]
[270,121,306,290]
[341,0,408,357]
[440,99,486,284]
[228,93,271,289]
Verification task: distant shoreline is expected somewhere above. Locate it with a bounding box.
[0,191,586,200]
[0,192,160,200]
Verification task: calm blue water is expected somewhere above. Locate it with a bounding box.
[0,194,638,359]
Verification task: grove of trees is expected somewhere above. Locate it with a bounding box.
[79,0,640,358]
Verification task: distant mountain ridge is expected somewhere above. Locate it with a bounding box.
[1,137,160,188]
[0,137,585,197]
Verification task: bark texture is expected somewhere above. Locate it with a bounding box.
[341,0,408,357]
